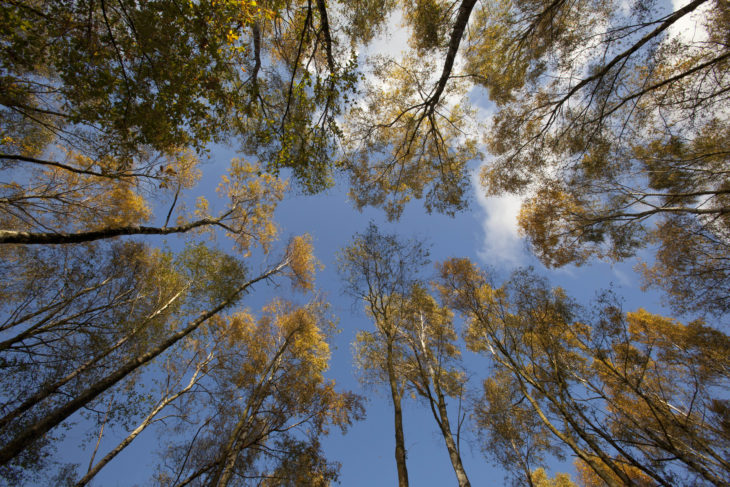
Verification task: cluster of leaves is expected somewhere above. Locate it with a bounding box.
[0,0,377,200]
[154,298,363,487]
[438,257,730,486]
[468,0,730,316]
[342,0,481,220]
[1,0,264,156]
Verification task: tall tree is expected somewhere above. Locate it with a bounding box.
[395,285,472,487]
[0,240,187,483]
[438,258,730,486]
[338,0,730,315]
[75,349,215,487]
[154,298,363,487]
[472,369,564,487]
[342,0,481,220]
[0,0,393,269]
[0,0,368,190]
[0,234,321,483]
[338,224,430,487]
[466,0,730,316]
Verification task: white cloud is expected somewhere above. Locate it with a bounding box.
[668,0,710,44]
[359,10,409,59]
[471,169,528,267]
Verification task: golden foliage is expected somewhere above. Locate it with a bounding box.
[5,150,153,233]
[285,234,322,292]
[471,0,730,315]
[574,457,656,487]
[343,55,479,219]
[531,468,578,487]
[216,159,288,254]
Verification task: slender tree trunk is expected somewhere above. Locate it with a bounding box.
[0,277,112,334]
[208,402,254,487]
[508,367,624,487]
[0,259,288,466]
[213,419,273,487]
[212,331,296,487]
[0,327,137,430]
[0,212,232,245]
[86,396,113,475]
[415,312,471,487]
[75,356,209,487]
[386,343,409,487]
[434,390,471,487]
[177,461,219,487]
[0,286,188,430]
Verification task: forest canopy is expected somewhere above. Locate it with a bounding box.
[0,0,728,485]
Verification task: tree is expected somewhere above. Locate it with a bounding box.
[338,0,729,314]
[339,226,472,487]
[0,233,321,483]
[0,0,389,261]
[0,240,188,484]
[395,285,472,487]
[466,0,730,316]
[338,224,430,487]
[342,0,481,220]
[437,257,730,486]
[75,350,215,487]
[0,0,368,190]
[154,298,363,487]
[472,369,564,487]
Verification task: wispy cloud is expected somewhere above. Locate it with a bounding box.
[669,0,710,43]
[471,169,528,267]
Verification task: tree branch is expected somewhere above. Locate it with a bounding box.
[0,211,233,245]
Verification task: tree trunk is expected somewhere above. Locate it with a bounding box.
[434,390,471,487]
[75,356,208,487]
[0,214,229,245]
[209,329,293,487]
[416,311,471,487]
[0,286,188,430]
[386,343,409,487]
[208,401,255,487]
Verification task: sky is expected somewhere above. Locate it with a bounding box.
[45,3,705,485]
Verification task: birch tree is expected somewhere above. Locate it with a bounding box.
[438,258,730,486]
[338,224,430,487]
